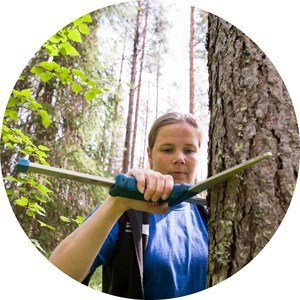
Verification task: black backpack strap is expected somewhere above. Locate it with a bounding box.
[102,210,149,299]
[196,204,208,224]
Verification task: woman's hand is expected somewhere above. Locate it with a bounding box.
[127,168,174,202]
[48,169,173,281]
[108,168,174,214]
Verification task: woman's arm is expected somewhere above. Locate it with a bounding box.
[49,169,173,282]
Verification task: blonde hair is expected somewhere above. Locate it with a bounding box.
[148,112,203,151]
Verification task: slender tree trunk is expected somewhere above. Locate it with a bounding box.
[140,77,151,168]
[206,14,299,287]
[108,33,126,175]
[122,0,142,173]
[189,6,195,114]
[155,50,160,119]
[131,0,149,168]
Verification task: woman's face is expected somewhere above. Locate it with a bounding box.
[147,122,200,184]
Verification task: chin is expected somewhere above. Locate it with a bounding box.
[173,177,191,184]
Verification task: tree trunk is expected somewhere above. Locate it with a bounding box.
[189,6,195,114]
[140,77,151,169]
[131,0,149,168]
[108,33,126,175]
[206,13,300,287]
[155,50,161,119]
[122,0,142,173]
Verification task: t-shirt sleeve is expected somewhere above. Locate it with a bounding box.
[81,207,119,284]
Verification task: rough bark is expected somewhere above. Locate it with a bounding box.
[206,14,300,287]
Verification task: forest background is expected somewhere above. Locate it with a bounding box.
[0,0,300,300]
[1,0,209,291]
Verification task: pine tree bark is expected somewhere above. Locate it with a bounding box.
[206,14,300,287]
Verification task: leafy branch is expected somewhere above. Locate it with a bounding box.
[2,13,101,254]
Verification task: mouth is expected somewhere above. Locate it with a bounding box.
[169,171,187,179]
[169,171,186,175]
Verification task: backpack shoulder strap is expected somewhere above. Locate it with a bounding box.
[196,204,208,224]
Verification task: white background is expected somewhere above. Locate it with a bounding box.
[0,0,299,299]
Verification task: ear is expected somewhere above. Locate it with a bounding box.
[147,147,153,169]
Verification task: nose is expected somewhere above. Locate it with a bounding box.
[172,151,185,165]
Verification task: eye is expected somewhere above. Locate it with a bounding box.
[184,148,197,154]
[159,145,174,153]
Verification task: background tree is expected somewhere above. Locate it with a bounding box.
[1,1,209,293]
[122,0,142,173]
[189,6,195,114]
[131,0,150,169]
[1,10,120,255]
[206,14,299,286]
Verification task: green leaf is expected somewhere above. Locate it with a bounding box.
[40,61,60,71]
[30,202,46,216]
[37,184,52,196]
[61,67,71,75]
[55,31,67,42]
[60,216,71,223]
[38,145,50,151]
[15,197,29,207]
[39,157,50,166]
[44,44,59,56]
[38,109,51,128]
[8,135,23,144]
[37,220,55,230]
[4,176,17,181]
[91,87,101,94]
[28,178,38,187]
[5,143,14,150]
[72,83,83,93]
[68,29,82,43]
[82,14,92,23]
[72,18,82,27]
[7,97,19,108]
[30,66,43,74]
[78,23,89,34]
[2,135,9,143]
[12,90,22,97]
[72,69,85,78]
[75,216,84,226]
[28,100,43,110]
[21,89,32,98]
[86,79,95,86]
[26,209,35,217]
[39,177,52,186]
[31,239,46,253]
[5,109,18,121]
[49,35,61,43]
[84,91,95,100]
[36,150,47,158]
[39,72,53,83]
[24,146,34,153]
[59,42,79,56]
[6,189,13,196]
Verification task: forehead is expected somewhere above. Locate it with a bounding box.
[154,122,200,146]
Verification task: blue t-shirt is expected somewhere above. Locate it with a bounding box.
[89,202,208,299]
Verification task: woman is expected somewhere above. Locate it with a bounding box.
[49,112,208,299]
